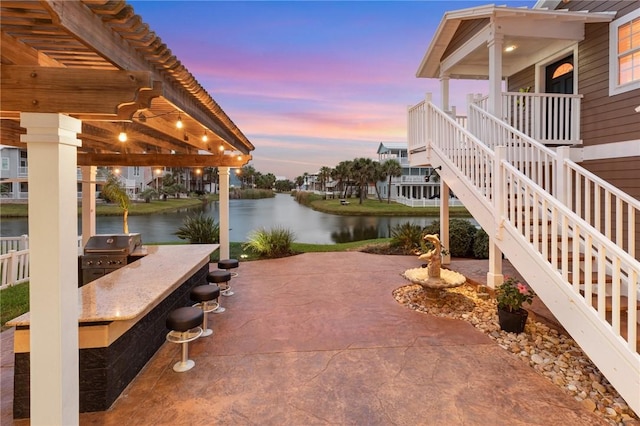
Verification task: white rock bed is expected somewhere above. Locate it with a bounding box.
[393,283,639,425]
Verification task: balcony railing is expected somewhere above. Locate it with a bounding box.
[502,91,582,145]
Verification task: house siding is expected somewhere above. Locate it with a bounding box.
[578,22,640,147]
[507,66,535,92]
[442,18,489,59]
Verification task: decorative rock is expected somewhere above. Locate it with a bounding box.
[582,398,597,412]
[392,283,640,424]
[531,354,544,364]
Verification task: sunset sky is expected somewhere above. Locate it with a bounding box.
[130,0,536,179]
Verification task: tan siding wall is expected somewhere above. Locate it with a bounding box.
[442,18,489,59]
[560,0,639,17]
[507,66,535,92]
[578,20,640,147]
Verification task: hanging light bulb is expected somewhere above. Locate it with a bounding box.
[176,113,183,129]
[202,131,208,142]
[118,131,127,142]
[218,144,225,152]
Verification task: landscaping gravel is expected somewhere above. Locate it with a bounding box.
[393,283,639,425]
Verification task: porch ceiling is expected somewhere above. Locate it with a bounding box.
[0,0,253,168]
[417,4,615,80]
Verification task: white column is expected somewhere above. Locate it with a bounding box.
[488,146,506,288]
[219,166,230,259]
[440,181,450,265]
[21,112,81,425]
[81,166,97,248]
[487,30,504,118]
[440,73,450,111]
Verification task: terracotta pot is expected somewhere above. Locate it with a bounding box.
[497,307,528,333]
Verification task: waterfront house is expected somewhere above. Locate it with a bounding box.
[376,141,440,205]
[407,0,639,413]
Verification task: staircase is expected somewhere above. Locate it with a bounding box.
[407,95,640,415]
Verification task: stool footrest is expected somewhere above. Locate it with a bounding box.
[166,328,203,344]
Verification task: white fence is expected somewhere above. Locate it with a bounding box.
[0,235,82,289]
[395,196,465,208]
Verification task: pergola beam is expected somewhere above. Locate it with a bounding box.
[77,153,252,167]
[0,65,154,115]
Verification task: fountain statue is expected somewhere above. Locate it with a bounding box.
[402,234,466,300]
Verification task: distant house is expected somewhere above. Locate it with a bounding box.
[407,0,640,414]
[376,142,440,205]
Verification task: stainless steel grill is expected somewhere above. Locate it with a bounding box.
[81,234,142,285]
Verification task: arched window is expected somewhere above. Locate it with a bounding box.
[552,63,574,79]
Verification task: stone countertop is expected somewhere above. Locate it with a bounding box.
[8,244,218,326]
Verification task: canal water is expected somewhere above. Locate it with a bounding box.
[1,193,461,244]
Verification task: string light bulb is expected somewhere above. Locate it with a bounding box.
[218,144,225,152]
[202,131,208,142]
[176,113,183,129]
[118,131,127,142]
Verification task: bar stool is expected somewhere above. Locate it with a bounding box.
[218,258,239,278]
[165,307,203,372]
[206,270,232,306]
[190,285,221,337]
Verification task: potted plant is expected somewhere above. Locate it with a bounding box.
[496,276,536,333]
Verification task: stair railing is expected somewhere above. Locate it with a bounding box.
[468,100,639,261]
[409,97,640,413]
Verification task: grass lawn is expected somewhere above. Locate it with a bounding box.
[1,282,29,328]
[309,197,470,217]
[0,195,219,218]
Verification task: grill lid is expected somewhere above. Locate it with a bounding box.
[83,234,141,255]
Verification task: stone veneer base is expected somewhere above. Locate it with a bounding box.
[13,264,208,418]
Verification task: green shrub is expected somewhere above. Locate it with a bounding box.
[420,219,479,258]
[174,213,220,244]
[243,226,296,258]
[390,222,423,254]
[473,227,490,259]
[448,218,477,257]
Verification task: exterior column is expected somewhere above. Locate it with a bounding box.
[440,180,450,265]
[487,29,504,118]
[440,73,450,112]
[21,112,81,425]
[488,146,506,288]
[219,166,230,259]
[487,237,504,289]
[81,166,97,248]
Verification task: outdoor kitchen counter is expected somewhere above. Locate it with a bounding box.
[10,244,219,417]
[9,244,219,349]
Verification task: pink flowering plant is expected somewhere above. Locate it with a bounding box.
[496,276,536,312]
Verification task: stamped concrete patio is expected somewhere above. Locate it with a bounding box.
[1,252,607,425]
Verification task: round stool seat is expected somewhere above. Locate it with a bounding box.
[206,270,231,284]
[166,307,203,332]
[190,285,220,303]
[218,259,239,269]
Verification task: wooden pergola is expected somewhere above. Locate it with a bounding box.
[1,1,254,423]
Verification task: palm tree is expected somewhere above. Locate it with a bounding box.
[295,175,305,190]
[350,157,375,204]
[101,173,131,233]
[333,160,352,198]
[372,161,386,202]
[318,166,332,191]
[383,159,402,204]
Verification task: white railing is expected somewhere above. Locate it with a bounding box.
[468,102,556,195]
[408,96,640,414]
[0,235,83,288]
[561,154,640,259]
[467,99,639,260]
[502,91,582,145]
[395,196,465,208]
[0,249,30,289]
[1,235,29,254]
[399,176,428,183]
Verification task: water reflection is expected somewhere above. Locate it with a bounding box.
[0,194,470,244]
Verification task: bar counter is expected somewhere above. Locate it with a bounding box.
[9,244,218,418]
